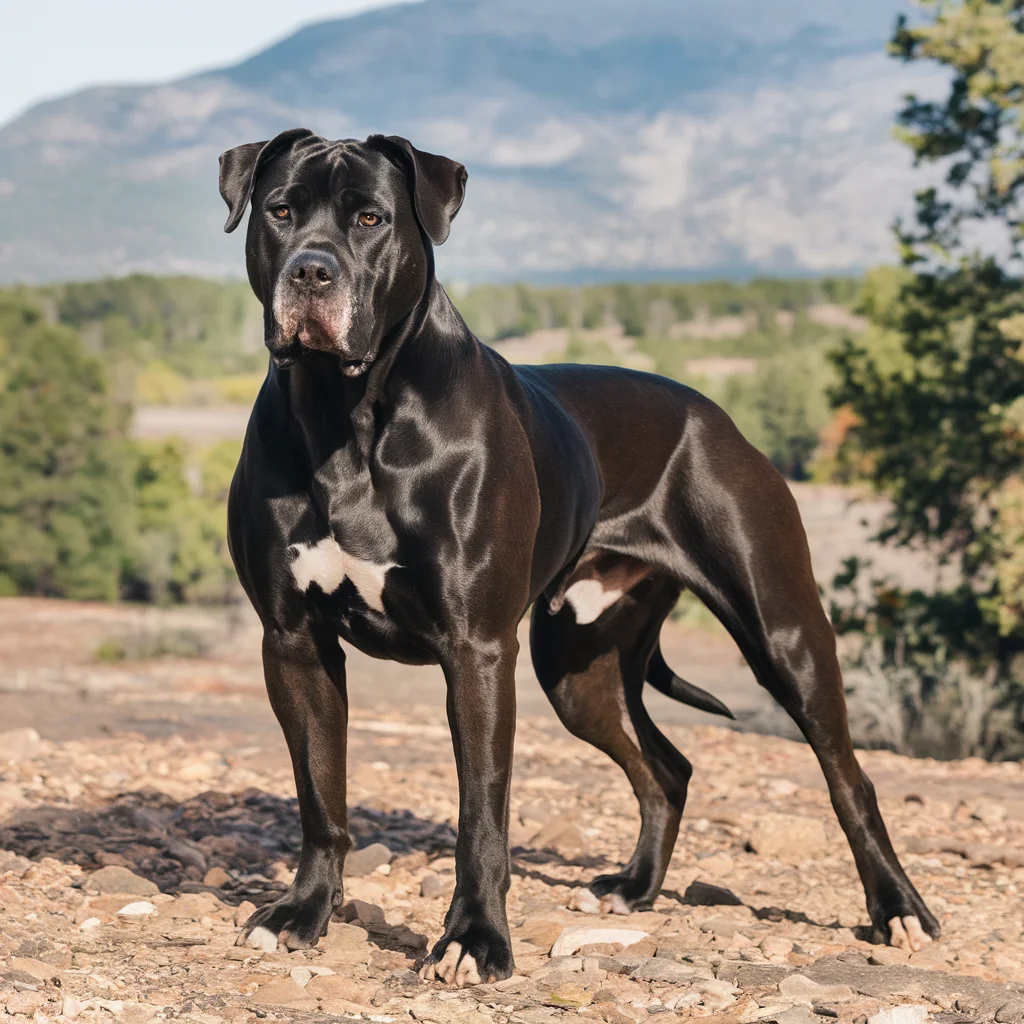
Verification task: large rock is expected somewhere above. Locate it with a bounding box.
[747,813,829,862]
[86,865,159,896]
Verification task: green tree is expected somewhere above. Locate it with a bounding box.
[123,439,238,604]
[829,0,1024,756]
[0,298,133,599]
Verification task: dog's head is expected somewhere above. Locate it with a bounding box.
[219,130,467,374]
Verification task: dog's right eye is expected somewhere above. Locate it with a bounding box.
[271,205,290,220]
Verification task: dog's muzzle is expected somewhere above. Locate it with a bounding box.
[271,249,370,373]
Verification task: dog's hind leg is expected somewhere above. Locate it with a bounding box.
[530,576,691,912]
[666,409,940,949]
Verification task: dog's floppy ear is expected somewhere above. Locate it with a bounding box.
[218,128,314,233]
[370,135,467,245]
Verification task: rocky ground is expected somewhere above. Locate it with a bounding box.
[3,600,1024,1024]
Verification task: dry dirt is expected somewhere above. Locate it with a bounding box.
[3,598,1024,1024]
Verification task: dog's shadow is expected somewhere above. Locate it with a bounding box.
[0,793,849,939]
[0,787,456,908]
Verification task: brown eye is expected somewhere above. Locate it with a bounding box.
[358,212,381,227]
[272,205,290,219]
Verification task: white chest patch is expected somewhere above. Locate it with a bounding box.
[563,579,624,625]
[288,537,395,613]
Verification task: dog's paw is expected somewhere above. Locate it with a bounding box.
[887,915,933,952]
[871,889,940,951]
[587,871,654,914]
[418,926,514,987]
[235,890,333,952]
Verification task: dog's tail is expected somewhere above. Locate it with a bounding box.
[646,646,735,720]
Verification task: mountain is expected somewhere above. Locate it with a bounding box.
[0,0,938,285]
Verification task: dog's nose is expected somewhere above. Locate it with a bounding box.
[285,250,339,289]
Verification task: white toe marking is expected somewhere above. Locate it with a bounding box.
[247,925,278,952]
[888,916,909,950]
[564,579,624,624]
[288,536,395,613]
[455,951,482,987]
[599,892,632,915]
[903,915,930,951]
[888,915,930,951]
[437,941,462,984]
[567,888,601,914]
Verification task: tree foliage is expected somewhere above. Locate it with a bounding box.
[830,0,1024,757]
[0,298,133,599]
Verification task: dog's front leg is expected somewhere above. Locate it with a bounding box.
[236,626,350,951]
[420,635,518,986]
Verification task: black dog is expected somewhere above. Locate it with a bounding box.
[219,129,939,985]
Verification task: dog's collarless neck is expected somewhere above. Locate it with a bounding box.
[272,279,478,465]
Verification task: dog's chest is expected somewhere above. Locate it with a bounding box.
[288,536,394,614]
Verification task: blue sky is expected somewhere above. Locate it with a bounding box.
[1,0,419,127]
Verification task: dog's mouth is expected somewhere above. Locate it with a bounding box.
[340,358,372,378]
[269,334,373,377]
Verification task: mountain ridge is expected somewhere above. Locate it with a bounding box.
[0,0,934,285]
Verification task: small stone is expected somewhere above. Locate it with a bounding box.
[255,976,317,1008]
[86,865,159,895]
[997,999,1024,1024]
[867,946,911,965]
[546,982,593,1008]
[234,900,257,926]
[6,992,46,1015]
[759,936,794,958]
[631,959,697,984]
[78,917,102,931]
[748,814,828,863]
[61,996,83,1019]
[94,851,130,868]
[321,921,371,950]
[116,900,156,916]
[551,926,650,958]
[420,872,447,898]
[167,892,222,919]
[682,879,743,906]
[306,975,377,1004]
[771,1009,818,1024]
[291,966,313,987]
[341,899,389,933]
[0,726,41,761]
[973,801,1009,826]
[344,843,393,877]
[203,866,231,887]
[516,913,576,948]
[778,974,854,1003]
[867,1007,930,1024]
[7,957,60,983]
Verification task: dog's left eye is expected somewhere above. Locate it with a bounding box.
[358,212,381,227]
[272,205,290,220]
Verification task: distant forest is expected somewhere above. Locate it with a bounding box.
[0,273,864,603]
